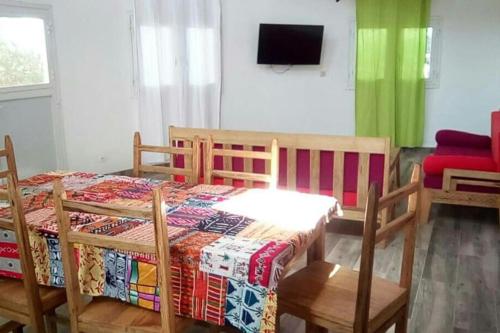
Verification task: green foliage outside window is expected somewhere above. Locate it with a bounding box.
[0,40,45,88]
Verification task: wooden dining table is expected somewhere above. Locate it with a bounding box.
[0,171,338,333]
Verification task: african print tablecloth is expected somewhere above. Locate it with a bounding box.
[0,171,337,333]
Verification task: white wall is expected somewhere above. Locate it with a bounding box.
[3,0,140,176]
[49,0,139,173]
[423,0,500,146]
[221,0,500,147]
[221,0,356,136]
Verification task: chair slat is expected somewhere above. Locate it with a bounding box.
[223,144,232,185]
[67,231,156,254]
[375,211,415,244]
[0,217,14,231]
[333,151,345,205]
[138,165,193,177]
[357,153,370,208]
[211,170,271,183]
[183,141,193,183]
[378,182,419,210]
[62,199,153,220]
[287,148,297,190]
[213,149,271,159]
[310,150,320,194]
[243,145,252,188]
[265,146,271,177]
[139,145,193,155]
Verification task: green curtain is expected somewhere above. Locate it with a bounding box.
[355,0,430,147]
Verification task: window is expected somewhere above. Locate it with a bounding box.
[424,17,442,88]
[0,2,55,100]
[347,17,442,89]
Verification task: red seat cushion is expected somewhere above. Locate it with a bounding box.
[423,154,497,176]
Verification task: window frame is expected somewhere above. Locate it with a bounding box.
[425,16,442,89]
[0,0,57,101]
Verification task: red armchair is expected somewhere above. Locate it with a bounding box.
[421,111,500,223]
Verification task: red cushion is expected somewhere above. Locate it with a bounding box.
[492,111,500,171]
[434,145,491,157]
[436,130,491,148]
[423,154,497,175]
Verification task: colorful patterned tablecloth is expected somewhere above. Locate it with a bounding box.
[0,172,337,333]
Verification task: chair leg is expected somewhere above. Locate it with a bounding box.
[0,321,24,333]
[419,188,432,224]
[396,158,401,188]
[394,305,408,333]
[45,309,58,333]
[32,312,47,333]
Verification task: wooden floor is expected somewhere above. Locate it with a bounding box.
[2,149,499,333]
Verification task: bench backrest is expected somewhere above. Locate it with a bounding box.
[169,127,391,215]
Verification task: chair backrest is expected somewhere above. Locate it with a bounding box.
[0,173,45,329]
[53,181,176,333]
[354,164,421,332]
[0,135,19,185]
[169,126,391,214]
[133,131,200,184]
[204,135,279,189]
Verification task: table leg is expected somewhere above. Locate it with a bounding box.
[305,223,327,333]
[307,222,325,264]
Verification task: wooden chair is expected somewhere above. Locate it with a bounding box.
[53,180,195,333]
[0,173,66,333]
[0,135,19,184]
[133,131,200,184]
[204,135,279,189]
[277,164,422,333]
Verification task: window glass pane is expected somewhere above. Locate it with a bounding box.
[0,17,49,88]
[423,27,433,79]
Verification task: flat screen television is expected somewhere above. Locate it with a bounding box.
[257,24,324,65]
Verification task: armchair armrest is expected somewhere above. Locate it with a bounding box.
[442,169,500,191]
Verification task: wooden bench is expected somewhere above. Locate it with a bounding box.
[169,127,399,231]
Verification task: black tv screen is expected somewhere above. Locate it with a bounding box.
[257,24,324,65]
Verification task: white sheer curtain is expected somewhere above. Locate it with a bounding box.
[134,0,221,155]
